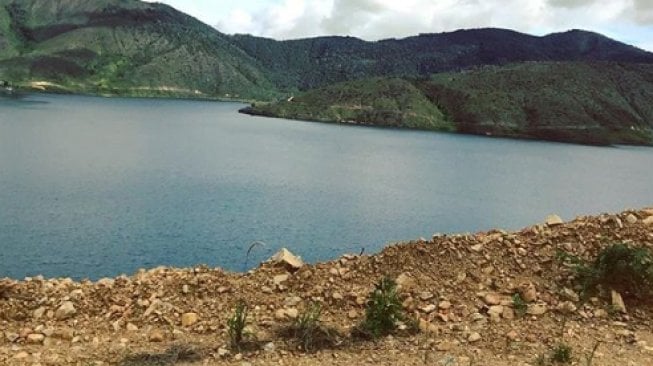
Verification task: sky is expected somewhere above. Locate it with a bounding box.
[147,0,653,51]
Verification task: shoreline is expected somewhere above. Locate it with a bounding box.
[1,207,652,365]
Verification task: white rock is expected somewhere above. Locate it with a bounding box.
[420,304,437,314]
[545,214,564,226]
[55,301,76,320]
[625,214,638,224]
[611,290,627,314]
[527,303,548,315]
[273,274,289,285]
[468,332,481,342]
[268,248,304,270]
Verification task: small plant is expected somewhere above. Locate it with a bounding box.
[512,293,528,317]
[534,354,547,366]
[551,343,572,364]
[119,344,204,366]
[353,277,406,339]
[573,244,653,301]
[281,302,340,352]
[227,300,249,350]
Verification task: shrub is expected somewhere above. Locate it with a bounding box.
[227,301,249,350]
[551,343,572,364]
[281,302,341,352]
[353,277,407,339]
[574,244,653,301]
[512,293,528,317]
[119,344,203,366]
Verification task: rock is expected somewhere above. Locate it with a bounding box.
[502,307,515,320]
[33,307,46,320]
[527,303,548,315]
[468,332,481,342]
[545,214,564,226]
[332,292,344,301]
[594,309,608,318]
[611,290,627,314]
[148,329,165,342]
[55,301,76,320]
[470,244,483,252]
[126,323,139,331]
[643,216,653,225]
[518,282,537,303]
[506,330,519,341]
[558,301,577,314]
[418,319,439,334]
[263,342,276,353]
[26,333,45,344]
[395,272,416,290]
[625,214,638,224]
[217,347,229,358]
[182,284,190,294]
[54,328,74,341]
[285,308,299,319]
[13,351,29,360]
[268,248,304,271]
[488,305,504,319]
[347,310,358,319]
[273,274,289,285]
[275,309,287,320]
[438,301,452,310]
[483,293,502,305]
[5,332,19,343]
[561,288,580,302]
[284,296,301,307]
[181,313,199,327]
[419,292,435,301]
[436,341,454,351]
[420,304,437,314]
[96,278,115,287]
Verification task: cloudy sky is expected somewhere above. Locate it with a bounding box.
[149,0,653,51]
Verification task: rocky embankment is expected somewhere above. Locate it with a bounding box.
[1,208,653,365]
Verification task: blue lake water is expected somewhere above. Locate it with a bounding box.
[1,94,652,279]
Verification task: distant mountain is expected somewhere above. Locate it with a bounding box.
[231,28,653,91]
[242,62,653,145]
[0,0,277,99]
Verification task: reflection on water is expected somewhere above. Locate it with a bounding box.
[1,94,652,279]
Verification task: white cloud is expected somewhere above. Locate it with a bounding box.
[155,0,653,50]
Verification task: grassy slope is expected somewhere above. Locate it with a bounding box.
[0,0,279,100]
[242,78,453,131]
[243,62,653,145]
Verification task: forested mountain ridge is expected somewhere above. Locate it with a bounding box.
[231,28,653,91]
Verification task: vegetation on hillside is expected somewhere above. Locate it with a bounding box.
[243,62,653,145]
[242,78,453,131]
[0,0,278,100]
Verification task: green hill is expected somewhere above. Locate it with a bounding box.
[242,78,453,130]
[242,62,653,145]
[0,0,278,99]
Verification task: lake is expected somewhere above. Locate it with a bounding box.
[1,94,652,280]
